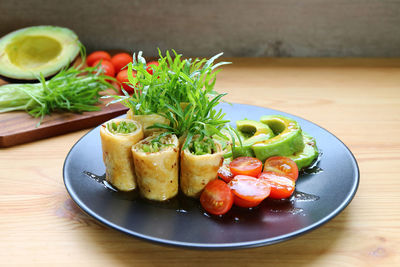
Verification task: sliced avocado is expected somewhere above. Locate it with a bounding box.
[288,132,319,170]
[0,26,80,80]
[252,115,304,162]
[236,119,274,139]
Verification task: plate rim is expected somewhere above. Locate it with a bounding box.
[63,103,360,249]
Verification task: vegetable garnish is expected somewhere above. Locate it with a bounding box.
[106,120,137,134]
[105,49,233,149]
[0,47,115,125]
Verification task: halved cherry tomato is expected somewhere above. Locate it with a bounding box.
[111,53,133,72]
[229,157,262,177]
[93,59,115,77]
[228,175,270,208]
[264,156,299,181]
[116,69,136,94]
[146,61,159,75]
[259,172,295,199]
[218,164,234,183]
[200,179,233,215]
[87,51,111,67]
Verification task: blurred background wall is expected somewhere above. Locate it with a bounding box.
[1,0,399,57]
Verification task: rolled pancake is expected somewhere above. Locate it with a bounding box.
[100,118,144,191]
[131,133,179,201]
[180,139,224,198]
[126,109,169,137]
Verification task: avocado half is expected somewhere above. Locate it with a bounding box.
[0,26,80,80]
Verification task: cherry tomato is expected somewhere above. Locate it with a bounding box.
[228,175,270,208]
[218,164,234,183]
[111,53,133,72]
[93,59,115,77]
[116,69,136,94]
[146,61,159,75]
[263,156,299,181]
[259,172,295,199]
[229,157,262,177]
[87,51,111,67]
[200,179,233,215]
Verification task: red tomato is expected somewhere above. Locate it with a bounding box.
[116,69,136,94]
[200,179,233,215]
[228,175,270,208]
[146,61,159,75]
[93,59,115,77]
[229,157,262,177]
[111,53,133,72]
[87,51,111,67]
[259,172,295,199]
[264,156,299,181]
[218,164,234,183]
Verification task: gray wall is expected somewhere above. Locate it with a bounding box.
[1,0,399,57]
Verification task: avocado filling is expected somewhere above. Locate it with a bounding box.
[188,138,216,155]
[139,134,175,153]
[6,35,62,68]
[106,121,137,134]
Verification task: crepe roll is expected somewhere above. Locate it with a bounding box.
[100,118,144,191]
[131,133,179,201]
[180,137,224,198]
[126,109,169,137]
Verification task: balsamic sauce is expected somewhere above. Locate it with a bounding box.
[84,169,321,223]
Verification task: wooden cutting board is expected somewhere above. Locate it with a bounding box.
[0,77,129,148]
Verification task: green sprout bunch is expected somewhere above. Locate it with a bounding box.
[107,49,232,149]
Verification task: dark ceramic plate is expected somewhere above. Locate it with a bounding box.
[63,103,359,249]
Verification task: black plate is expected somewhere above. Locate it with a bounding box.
[63,103,359,249]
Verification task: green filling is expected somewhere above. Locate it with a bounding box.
[188,138,216,155]
[107,121,137,134]
[140,134,174,153]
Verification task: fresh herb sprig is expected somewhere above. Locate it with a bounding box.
[106,49,232,150]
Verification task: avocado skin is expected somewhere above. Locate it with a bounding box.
[252,115,304,162]
[288,133,319,170]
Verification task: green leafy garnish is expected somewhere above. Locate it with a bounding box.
[106,49,232,149]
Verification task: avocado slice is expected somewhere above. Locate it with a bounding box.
[288,132,319,170]
[252,115,304,162]
[0,26,80,80]
[236,119,274,139]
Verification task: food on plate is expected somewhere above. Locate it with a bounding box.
[131,133,179,201]
[180,137,224,198]
[258,172,295,199]
[99,49,321,216]
[229,156,263,177]
[0,60,113,124]
[252,115,305,162]
[0,26,80,80]
[86,51,112,67]
[100,119,143,191]
[126,110,169,137]
[200,179,233,215]
[111,52,133,72]
[263,156,299,181]
[288,133,319,170]
[228,175,271,208]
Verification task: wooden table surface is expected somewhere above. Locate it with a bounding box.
[1,58,399,266]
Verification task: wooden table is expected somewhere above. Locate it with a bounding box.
[1,58,399,266]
